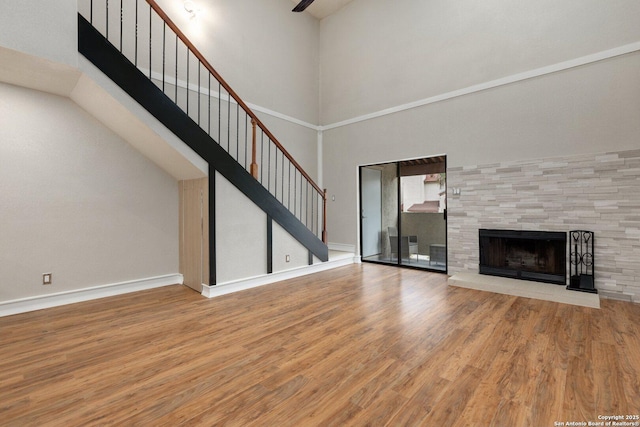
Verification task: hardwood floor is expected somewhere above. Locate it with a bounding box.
[1,263,639,426]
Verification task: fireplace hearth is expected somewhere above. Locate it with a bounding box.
[479,229,567,285]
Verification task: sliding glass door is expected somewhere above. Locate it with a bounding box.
[360,164,398,264]
[360,156,447,272]
[361,166,383,259]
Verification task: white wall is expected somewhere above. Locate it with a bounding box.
[0,0,325,300]
[320,0,640,124]
[0,83,179,301]
[214,172,267,283]
[214,171,313,283]
[319,0,640,250]
[0,0,78,67]
[257,112,319,182]
[75,0,321,182]
[153,0,320,124]
[273,222,309,272]
[154,0,321,184]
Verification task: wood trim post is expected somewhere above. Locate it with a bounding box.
[208,169,216,285]
[322,189,327,244]
[250,119,258,179]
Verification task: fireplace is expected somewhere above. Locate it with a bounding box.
[479,229,567,285]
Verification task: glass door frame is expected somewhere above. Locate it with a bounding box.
[358,156,448,274]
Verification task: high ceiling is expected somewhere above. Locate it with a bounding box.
[290,0,354,19]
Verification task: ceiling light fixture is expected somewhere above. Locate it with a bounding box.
[183,0,199,19]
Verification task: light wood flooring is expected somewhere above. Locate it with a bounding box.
[1,264,639,426]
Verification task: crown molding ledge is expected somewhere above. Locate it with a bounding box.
[320,41,640,132]
[139,67,320,131]
[138,41,640,134]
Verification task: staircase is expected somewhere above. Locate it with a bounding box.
[77,0,328,285]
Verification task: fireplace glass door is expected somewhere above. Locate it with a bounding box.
[479,229,566,284]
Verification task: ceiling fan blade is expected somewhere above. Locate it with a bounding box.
[292,0,315,12]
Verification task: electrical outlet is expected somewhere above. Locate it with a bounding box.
[43,273,52,285]
[286,255,291,262]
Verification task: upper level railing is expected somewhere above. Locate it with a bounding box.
[79,0,326,243]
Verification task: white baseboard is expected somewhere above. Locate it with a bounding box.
[328,242,356,253]
[0,274,183,317]
[202,256,356,298]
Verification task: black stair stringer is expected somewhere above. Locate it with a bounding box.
[78,14,328,263]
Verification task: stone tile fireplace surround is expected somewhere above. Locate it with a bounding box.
[447,149,640,303]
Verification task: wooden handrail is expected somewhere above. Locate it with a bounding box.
[146,0,325,199]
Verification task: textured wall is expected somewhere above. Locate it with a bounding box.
[322,52,640,252]
[0,83,179,301]
[272,222,310,273]
[153,0,320,125]
[320,0,640,124]
[0,0,78,67]
[380,164,398,258]
[447,149,640,302]
[401,213,446,255]
[215,172,268,284]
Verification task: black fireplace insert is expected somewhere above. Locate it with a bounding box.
[479,229,567,285]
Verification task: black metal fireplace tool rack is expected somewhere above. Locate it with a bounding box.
[567,230,597,294]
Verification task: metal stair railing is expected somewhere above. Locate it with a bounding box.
[79,0,327,243]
